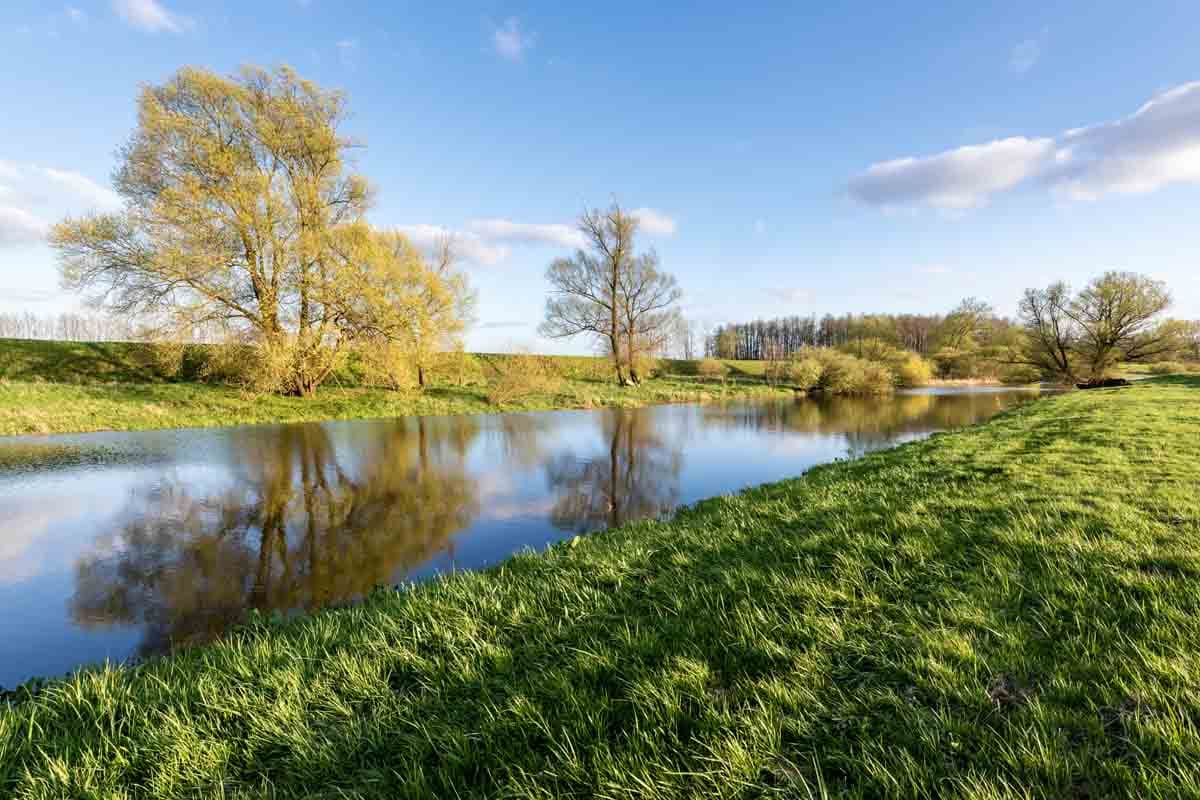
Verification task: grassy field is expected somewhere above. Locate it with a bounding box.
[0,339,789,437]
[2,377,1198,797]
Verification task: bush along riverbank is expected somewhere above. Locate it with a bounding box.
[2,377,1198,797]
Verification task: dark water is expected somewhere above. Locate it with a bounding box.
[0,388,1047,687]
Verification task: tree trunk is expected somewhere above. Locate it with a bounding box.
[418,364,426,389]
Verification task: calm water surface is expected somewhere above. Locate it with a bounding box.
[0,388,1047,686]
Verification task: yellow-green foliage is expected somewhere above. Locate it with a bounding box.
[789,357,823,390]
[843,338,932,387]
[799,347,895,395]
[486,353,564,405]
[894,353,934,387]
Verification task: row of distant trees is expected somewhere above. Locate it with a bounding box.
[704,300,1006,362]
[704,277,1199,384]
[0,312,138,342]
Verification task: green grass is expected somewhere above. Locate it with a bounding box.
[0,378,789,437]
[0,339,791,436]
[3,377,1199,797]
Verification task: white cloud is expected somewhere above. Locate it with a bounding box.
[113,0,191,33]
[1009,38,1041,74]
[466,219,585,249]
[66,6,87,24]
[39,168,121,210]
[0,162,122,249]
[917,264,952,275]
[395,224,509,266]
[849,81,1200,212]
[630,207,678,236]
[0,207,49,247]
[1048,81,1200,199]
[398,210,675,266]
[493,17,534,61]
[848,137,1055,210]
[336,38,358,51]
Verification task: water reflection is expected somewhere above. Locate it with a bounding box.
[0,388,1047,686]
[544,409,683,532]
[70,419,480,658]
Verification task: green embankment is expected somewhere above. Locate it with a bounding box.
[2,377,1198,797]
[0,339,784,437]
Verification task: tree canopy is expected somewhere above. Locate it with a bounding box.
[51,65,470,396]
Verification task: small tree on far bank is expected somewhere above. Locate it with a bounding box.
[539,203,680,385]
[1015,272,1183,382]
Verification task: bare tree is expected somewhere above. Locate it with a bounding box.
[540,204,679,385]
[1015,283,1076,379]
[1016,272,1181,382]
[617,252,681,382]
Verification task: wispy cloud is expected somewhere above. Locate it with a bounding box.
[466,219,585,249]
[848,137,1055,210]
[848,80,1200,211]
[630,207,678,236]
[39,168,121,210]
[0,207,49,247]
[65,6,87,24]
[395,224,510,267]
[112,0,192,34]
[917,264,952,275]
[493,17,534,61]
[399,210,676,266]
[0,162,122,249]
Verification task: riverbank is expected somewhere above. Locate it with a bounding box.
[0,378,793,437]
[0,338,797,436]
[2,376,1197,796]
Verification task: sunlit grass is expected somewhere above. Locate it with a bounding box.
[0,378,791,437]
[2,377,1198,797]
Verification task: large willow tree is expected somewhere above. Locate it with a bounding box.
[52,65,466,396]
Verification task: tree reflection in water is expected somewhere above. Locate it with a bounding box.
[70,418,480,658]
[544,408,683,532]
[701,391,1027,457]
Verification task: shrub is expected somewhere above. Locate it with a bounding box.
[792,347,895,395]
[487,353,563,405]
[859,361,896,394]
[354,340,419,391]
[894,354,934,387]
[789,357,823,390]
[696,358,729,383]
[998,363,1044,384]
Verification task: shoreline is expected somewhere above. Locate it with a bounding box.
[0,378,795,439]
[3,377,1197,796]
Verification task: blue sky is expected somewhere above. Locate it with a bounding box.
[1,1,1198,352]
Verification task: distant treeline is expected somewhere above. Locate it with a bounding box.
[0,312,228,344]
[704,304,1013,361]
[0,312,139,343]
